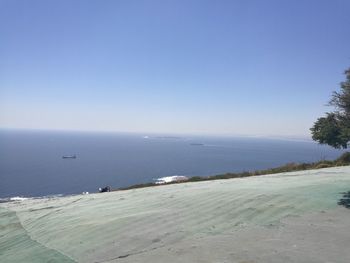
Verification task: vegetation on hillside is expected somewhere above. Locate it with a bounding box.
[117,152,350,191]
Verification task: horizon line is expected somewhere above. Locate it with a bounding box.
[0,126,313,141]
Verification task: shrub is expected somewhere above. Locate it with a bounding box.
[315,163,333,169]
[336,152,350,164]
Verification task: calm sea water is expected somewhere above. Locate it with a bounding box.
[0,130,344,198]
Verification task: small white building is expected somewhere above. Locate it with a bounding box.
[155,175,189,184]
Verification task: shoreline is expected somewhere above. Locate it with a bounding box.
[2,152,350,200]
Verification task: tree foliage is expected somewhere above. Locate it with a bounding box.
[311,68,350,149]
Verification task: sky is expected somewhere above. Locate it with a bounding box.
[0,0,349,138]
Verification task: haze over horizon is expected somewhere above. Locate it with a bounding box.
[1,0,350,137]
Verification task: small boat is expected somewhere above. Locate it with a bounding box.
[190,143,204,146]
[62,155,76,159]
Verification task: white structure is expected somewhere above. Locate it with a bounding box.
[155,175,189,184]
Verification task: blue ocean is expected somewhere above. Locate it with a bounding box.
[0,129,344,198]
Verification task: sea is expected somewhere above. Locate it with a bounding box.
[0,129,345,199]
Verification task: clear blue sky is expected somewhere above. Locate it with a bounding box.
[1,0,349,137]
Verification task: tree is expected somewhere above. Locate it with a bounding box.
[311,68,350,149]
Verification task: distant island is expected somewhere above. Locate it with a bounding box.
[155,136,182,139]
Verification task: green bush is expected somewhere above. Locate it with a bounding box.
[315,163,333,169]
[336,152,350,164]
